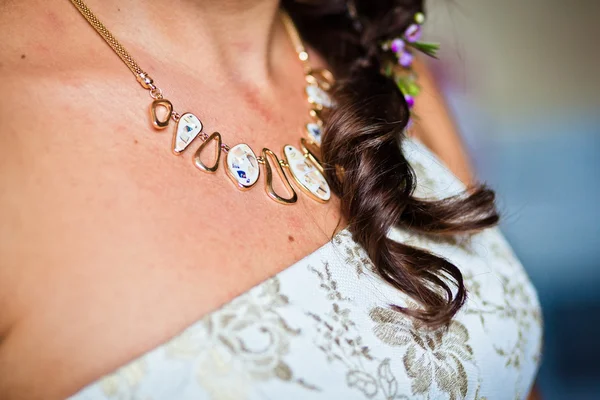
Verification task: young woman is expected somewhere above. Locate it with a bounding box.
[0,0,542,398]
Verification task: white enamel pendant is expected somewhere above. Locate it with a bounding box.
[173,112,203,154]
[306,84,333,109]
[306,122,323,146]
[226,144,260,189]
[299,137,323,174]
[283,145,331,202]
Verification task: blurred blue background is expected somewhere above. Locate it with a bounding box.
[425,1,600,399]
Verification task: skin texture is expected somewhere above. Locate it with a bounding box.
[0,1,489,399]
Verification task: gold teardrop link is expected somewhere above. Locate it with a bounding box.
[150,99,173,129]
[261,148,298,205]
[194,132,222,173]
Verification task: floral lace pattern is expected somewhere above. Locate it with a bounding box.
[69,139,542,400]
[370,306,474,399]
[164,278,314,397]
[307,263,404,399]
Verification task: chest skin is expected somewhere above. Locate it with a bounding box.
[0,36,343,400]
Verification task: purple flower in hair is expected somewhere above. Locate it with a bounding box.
[404,24,422,43]
[404,94,415,109]
[398,51,414,68]
[390,38,405,53]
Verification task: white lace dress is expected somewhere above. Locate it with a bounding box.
[69,138,542,400]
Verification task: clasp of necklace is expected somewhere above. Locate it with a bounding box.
[136,72,165,100]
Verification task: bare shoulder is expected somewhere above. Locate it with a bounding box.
[0,0,148,347]
[0,7,166,396]
[0,0,76,329]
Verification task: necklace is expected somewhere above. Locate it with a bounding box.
[69,0,335,205]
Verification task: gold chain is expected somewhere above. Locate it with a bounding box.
[69,0,144,76]
[279,10,312,74]
[68,0,312,95]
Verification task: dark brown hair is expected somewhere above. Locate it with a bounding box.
[284,0,499,328]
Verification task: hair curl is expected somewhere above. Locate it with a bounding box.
[284,0,499,328]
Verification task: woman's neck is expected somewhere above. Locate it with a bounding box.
[75,0,285,84]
